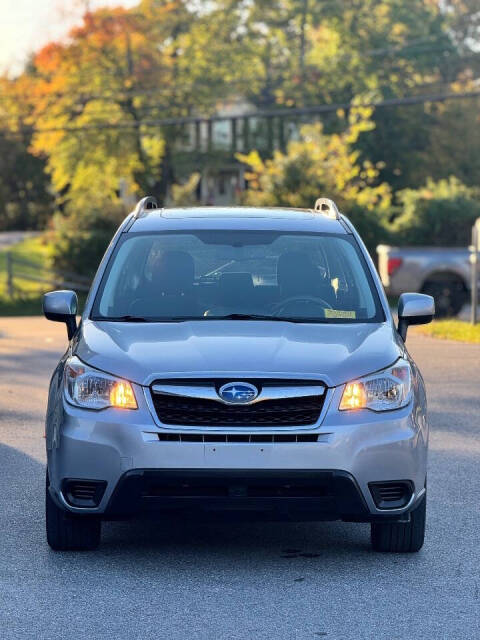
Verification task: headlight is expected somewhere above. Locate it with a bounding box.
[64,356,137,410]
[339,358,412,412]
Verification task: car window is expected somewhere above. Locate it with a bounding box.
[92,230,384,323]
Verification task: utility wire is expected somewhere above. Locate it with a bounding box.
[1,89,478,136]
[0,79,465,127]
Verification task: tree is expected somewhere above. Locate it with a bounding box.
[30,7,160,207]
[2,0,479,232]
[237,105,392,256]
[238,105,391,211]
[416,93,480,187]
[0,77,53,230]
[28,2,261,208]
[392,177,480,246]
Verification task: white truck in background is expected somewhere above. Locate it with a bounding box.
[377,245,475,317]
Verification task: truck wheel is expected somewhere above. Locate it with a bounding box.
[46,471,101,551]
[370,493,426,553]
[422,277,467,318]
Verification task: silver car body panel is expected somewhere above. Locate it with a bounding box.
[48,373,427,517]
[75,320,401,388]
[46,206,428,521]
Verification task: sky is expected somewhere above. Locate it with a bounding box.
[0,0,138,75]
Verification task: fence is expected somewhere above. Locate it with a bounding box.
[4,252,91,298]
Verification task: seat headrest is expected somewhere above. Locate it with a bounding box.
[219,272,254,292]
[152,250,195,294]
[277,251,319,293]
[218,272,254,306]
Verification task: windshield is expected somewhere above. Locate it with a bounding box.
[91,230,384,323]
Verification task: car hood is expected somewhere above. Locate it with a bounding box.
[76,320,402,388]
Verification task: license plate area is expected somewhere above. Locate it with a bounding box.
[205,443,273,465]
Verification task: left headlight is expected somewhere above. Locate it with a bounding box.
[339,358,412,412]
[64,356,137,410]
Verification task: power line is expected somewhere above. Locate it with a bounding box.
[2,89,477,135]
[0,79,464,127]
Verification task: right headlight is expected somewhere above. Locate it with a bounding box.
[339,358,412,412]
[64,356,137,411]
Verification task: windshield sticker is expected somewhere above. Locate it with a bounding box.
[325,309,357,319]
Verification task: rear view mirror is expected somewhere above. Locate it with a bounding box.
[43,290,78,339]
[397,293,435,341]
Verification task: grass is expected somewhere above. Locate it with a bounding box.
[415,319,480,344]
[0,234,55,316]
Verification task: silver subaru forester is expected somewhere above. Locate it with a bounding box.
[43,198,434,552]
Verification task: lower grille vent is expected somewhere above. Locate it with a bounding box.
[157,433,320,443]
[369,481,413,509]
[143,477,330,499]
[63,479,107,508]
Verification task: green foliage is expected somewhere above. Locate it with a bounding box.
[345,205,392,258]
[238,108,392,256]
[238,107,391,212]
[415,96,480,188]
[304,1,452,101]
[0,234,53,315]
[1,0,479,251]
[169,173,201,206]
[0,132,53,231]
[29,2,263,209]
[416,320,480,344]
[51,200,127,277]
[392,177,480,247]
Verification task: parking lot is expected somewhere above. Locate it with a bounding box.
[0,316,479,640]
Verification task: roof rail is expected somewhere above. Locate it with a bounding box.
[133,196,158,219]
[313,198,340,220]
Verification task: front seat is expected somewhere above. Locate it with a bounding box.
[130,250,198,317]
[205,272,255,316]
[277,251,336,304]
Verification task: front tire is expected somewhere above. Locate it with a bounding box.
[46,472,101,551]
[370,493,426,553]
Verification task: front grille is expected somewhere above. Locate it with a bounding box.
[105,470,370,520]
[157,433,320,443]
[62,479,107,508]
[369,481,413,509]
[142,476,330,499]
[151,380,325,427]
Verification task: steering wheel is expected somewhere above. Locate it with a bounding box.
[272,295,333,316]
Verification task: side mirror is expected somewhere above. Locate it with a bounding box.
[43,290,78,339]
[397,293,435,341]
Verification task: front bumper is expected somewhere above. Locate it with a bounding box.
[102,469,372,522]
[47,384,428,521]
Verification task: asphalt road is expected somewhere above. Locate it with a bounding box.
[0,317,479,640]
[0,231,39,250]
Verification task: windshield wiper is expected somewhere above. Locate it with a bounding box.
[96,313,327,323]
[100,315,149,322]
[98,315,202,323]
[211,313,305,322]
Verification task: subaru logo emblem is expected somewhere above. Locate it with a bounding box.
[218,382,259,404]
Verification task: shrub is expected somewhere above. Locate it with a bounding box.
[168,173,201,206]
[344,205,392,259]
[51,201,127,278]
[238,115,391,214]
[392,177,480,247]
[236,109,393,259]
